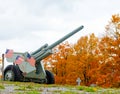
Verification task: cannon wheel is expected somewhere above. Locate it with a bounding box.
[4,69,15,81]
[45,70,55,84]
[4,65,23,81]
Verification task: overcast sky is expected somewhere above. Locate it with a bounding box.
[0,0,120,55]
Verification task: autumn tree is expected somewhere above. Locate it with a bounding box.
[43,42,73,84]
[97,36,115,87]
[95,14,120,87]
[99,14,120,87]
[43,14,120,88]
[73,34,100,86]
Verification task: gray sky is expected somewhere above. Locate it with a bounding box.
[0,0,120,55]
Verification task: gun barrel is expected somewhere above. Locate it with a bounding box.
[47,25,84,50]
[33,25,84,61]
[32,43,48,55]
[35,50,52,61]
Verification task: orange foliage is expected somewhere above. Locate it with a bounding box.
[111,14,120,23]
[43,14,120,88]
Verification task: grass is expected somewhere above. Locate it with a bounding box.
[60,91,78,94]
[97,88,120,94]
[0,81,120,94]
[16,91,40,94]
[15,82,35,91]
[0,84,5,89]
[77,86,98,92]
[85,87,97,92]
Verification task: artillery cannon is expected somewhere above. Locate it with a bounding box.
[3,25,84,84]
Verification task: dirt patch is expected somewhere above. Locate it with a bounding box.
[0,84,15,94]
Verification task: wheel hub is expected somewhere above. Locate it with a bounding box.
[5,70,14,81]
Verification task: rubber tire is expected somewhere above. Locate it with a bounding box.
[4,69,15,81]
[4,65,23,81]
[45,70,55,84]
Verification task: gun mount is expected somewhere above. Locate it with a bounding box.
[3,25,84,84]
